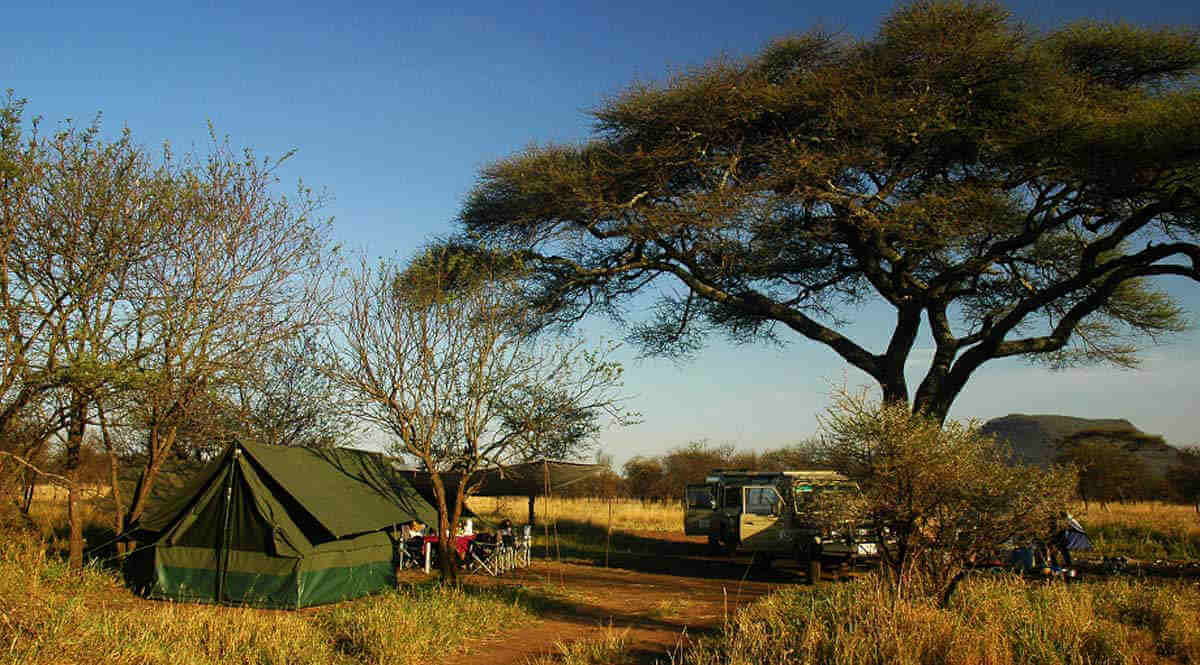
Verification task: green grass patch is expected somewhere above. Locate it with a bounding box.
[1088,522,1200,560]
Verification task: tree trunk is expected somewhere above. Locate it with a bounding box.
[100,407,127,556]
[528,493,536,525]
[65,393,87,569]
[424,467,458,584]
[939,569,968,609]
[127,424,177,526]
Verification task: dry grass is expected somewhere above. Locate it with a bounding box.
[524,624,631,665]
[1070,501,1200,559]
[472,495,1200,560]
[0,529,538,665]
[23,483,109,542]
[469,495,683,532]
[681,574,1200,665]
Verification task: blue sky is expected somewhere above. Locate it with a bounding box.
[4,0,1199,461]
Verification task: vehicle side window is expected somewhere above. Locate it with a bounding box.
[724,487,741,509]
[686,487,713,509]
[744,487,781,515]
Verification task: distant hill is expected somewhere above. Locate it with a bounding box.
[980,414,1182,477]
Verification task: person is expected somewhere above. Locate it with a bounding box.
[401,520,426,543]
[497,518,514,547]
[1051,511,1091,568]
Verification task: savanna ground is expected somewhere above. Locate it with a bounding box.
[4,489,1200,665]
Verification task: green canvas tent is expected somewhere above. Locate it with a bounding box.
[124,441,439,609]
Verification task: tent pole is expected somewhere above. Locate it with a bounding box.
[217,446,240,604]
[543,461,551,558]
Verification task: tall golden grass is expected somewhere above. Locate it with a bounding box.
[0,529,538,665]
[469,495,683,532]
[470,495,1200,559]
[680,574,1200,665]
[1070,501,1200,559]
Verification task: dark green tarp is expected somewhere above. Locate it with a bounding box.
[125,441,439,609]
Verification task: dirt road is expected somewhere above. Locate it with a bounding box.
[430,533,827,665]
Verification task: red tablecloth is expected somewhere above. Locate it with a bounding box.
[422,534,475,558]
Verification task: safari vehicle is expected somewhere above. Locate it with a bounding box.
[684,469,877,572]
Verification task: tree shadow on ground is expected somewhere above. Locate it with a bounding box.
[531,518,813,583]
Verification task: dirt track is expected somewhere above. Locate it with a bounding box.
[427,530,1200,665]
[424,533,847,665]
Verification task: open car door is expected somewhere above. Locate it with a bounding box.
[683,483,716,535]
[738,485,789,552]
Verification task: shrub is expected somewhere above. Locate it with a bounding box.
[819,390,1076,604]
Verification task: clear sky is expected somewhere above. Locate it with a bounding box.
[4,0,1199,462]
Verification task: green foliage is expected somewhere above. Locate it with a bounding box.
[457,1,1200,419]
[618,440,824,500]
[819,390,1075,602]
[1056,432,1160,504]
[1168,447,1200,505]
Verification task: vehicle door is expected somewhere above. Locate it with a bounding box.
[683,483,716,535]
[738,485,789,552]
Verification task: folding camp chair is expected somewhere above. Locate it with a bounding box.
[467,536,503,576]
[397,536,426,570]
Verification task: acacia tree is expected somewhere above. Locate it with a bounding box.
[331,250,630,581]
[457,2,1200,420]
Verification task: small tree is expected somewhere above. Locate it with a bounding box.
[332,250,631,581]
[1167,447,1200,512]
[820,390,1074,605]
[622,456,668,501]
[1056,435,1154,507]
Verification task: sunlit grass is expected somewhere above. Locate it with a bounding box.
[1070,501,1200,560]
[681,574,1200,665]
[0,526,537,665]
[524,624,631,665]
[469,495,683,532]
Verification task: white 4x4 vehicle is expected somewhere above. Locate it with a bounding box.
[683,469,876,576]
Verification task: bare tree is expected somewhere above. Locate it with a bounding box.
[1,103,163,566]
[331,250,631,581]
[117,138,331,537]
[1,96,332,565]
[230,331,353,449]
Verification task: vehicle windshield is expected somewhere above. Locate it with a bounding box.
[794,482,857,508]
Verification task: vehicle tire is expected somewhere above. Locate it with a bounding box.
[706,533,721,555]
[721,528,738,556]
[797,539,822,584]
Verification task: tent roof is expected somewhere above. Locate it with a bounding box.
[240,441,436,538]
[135,441,439,537]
